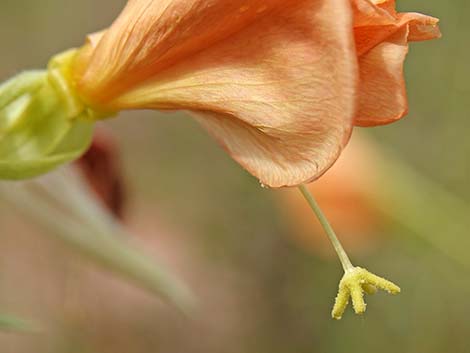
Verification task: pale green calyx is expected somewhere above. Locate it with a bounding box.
[0,49,109,180]
[331,267,401,320]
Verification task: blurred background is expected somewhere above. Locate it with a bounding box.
[1,1,469,352]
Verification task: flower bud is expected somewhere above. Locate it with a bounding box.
[0,50,108,180]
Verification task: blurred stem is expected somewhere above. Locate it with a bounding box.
[0,173,195,315]
[298,185,354,272]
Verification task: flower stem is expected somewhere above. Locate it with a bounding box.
[298,184,354,271]
[0,173,195,315]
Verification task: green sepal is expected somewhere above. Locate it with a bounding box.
[0,120,93,180]
[0,49,106,180]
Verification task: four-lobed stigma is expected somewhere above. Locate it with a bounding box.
[332,267,401,320]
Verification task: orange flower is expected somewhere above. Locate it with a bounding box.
[72,0,440,187]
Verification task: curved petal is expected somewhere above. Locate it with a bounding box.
[351,0,398,58]
[371,0,397,15]
[352,0,396,27]
[76,0,287,107]
[399,13,441,41]
[353,0,440,56]
[101,0,357,187]
[355,27,409,126]
[352,0,440,126]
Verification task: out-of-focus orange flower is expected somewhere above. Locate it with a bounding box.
[279,133,382,256]
[71,0,439,188]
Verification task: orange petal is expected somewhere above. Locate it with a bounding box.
[352,0,440,126]
[93,0,358,188]
[352,0,396,28]
[353,0,440,56]
[371,0,397,16]
[355,27,409,127]
[76,0,288,107]
[351,0,398,57]
[399,13,441,41]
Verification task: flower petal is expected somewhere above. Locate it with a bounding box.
[353,0,440,56]
[76,0,288,107]
[399,13,441,41]
[352,0,441,126]
[354,27,409,127]
[370,0,397,15]
[99,0,357,187]
[351,0,399,57]
[352,0,396,27]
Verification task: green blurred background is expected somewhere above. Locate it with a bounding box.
[1,1,469,352]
